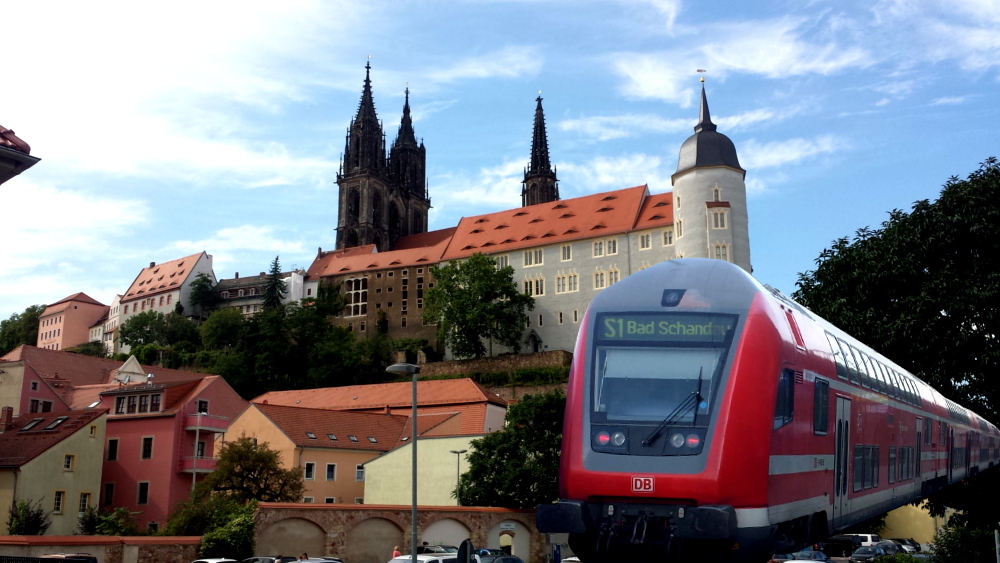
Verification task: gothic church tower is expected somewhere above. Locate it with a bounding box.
[336,63,431,251]
[671,80,751,273]
[521,96,559,207]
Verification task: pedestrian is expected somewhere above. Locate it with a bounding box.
[393,546,402,558]
[299,554,308,560]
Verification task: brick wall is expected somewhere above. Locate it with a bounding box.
[416,350,571,376]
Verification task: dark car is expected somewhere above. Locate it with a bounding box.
[889,538,920,552]
[474,549,504,556]
[493,557,524,563]
[789,551,834,562]
[875,541,902,556]
[849,545,888,563]
[824,535,864,557]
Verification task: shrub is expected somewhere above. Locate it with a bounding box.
[6,499,51,535]
[930,524,995,563]
[198,512,255,560]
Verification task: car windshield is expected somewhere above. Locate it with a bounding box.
[856,547,875,554]
[592,313,738,423]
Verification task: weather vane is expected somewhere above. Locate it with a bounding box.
[697,69,707,83]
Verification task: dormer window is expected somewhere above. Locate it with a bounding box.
[349,435,359,442]
[367,437,377,443]
[44,416,68,430]
[306,432,317,440]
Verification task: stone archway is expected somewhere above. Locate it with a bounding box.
[345,517,404,563]
[258,517,326,558]
[422,517,472,549]
[485,520,532,559]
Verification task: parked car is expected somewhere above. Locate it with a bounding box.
[192,559,239,563]
[888,538,920,552]
[768,554,797,563]
[241,558,298,563]
[417,546,459,554]
[38,556,98,563]
[849,545,889,563]
[875,541,903,556]
[823,535,864,557]
[474,549,504,556]
[855,534,882,547]
[788,551,834,562]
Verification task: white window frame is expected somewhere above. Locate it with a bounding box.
[677,220,683,238]
[495,255,510,269]
[608,267,621,285]
[304,462,315,480]
[561,245,572,261]
[356,464,365,482]
[594,269,606,290]
[713,210,727,229]
[326,463,337,481]
[303,497,314,503]
[639,233,651,250]
[568,273,579,292]
[556,274,567,294]
[714,244,730,262]
[663,229,674,246]
[592,240,604,257]
[523,248,543,267]
[606,238,618,255]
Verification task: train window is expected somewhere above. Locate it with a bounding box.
[863,353,885,395]
[873,446,879,488]
[888,446,896,484]
[773,369,795,430]
[879,362,897,399]
[886,368,901,400]
[848,345,871,389]
[813,379,829,435]
[863,446,873,489]
[825,332,849,380]
[853,444,864,492]
[925,418,932,445]
[902,374,915,405]
[837,337,861,385]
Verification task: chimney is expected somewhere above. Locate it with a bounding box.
[235,272,239,279]
[1,406,13,432]
[150,261,155,268]
[260,272,266,276]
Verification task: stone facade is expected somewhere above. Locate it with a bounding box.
[255,503,544,563]
[333,265,442,349]
[0,536,200,563]
[416,350,571,377]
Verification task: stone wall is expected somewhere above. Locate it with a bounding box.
[485,383,568,402]
[255,503,545,563]
[416,350,571,376]
[0,536,199,563]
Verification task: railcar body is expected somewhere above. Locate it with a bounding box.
[536,258,998,562]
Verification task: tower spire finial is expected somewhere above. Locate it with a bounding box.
[694,76,716,133]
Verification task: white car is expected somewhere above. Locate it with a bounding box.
[854,534,881,547]
[191,559,238,563]
[388,555,481,563]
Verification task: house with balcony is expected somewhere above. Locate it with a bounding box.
[94,372,244,531]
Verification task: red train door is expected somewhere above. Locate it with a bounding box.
[833,396,852,526]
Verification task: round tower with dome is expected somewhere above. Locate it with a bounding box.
[671,79,751,273]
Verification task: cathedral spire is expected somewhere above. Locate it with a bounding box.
[522,95,559,207]
[356,61,379,123]
[694,81,717,133]
[394,87,418,148]
[529,95,552,174]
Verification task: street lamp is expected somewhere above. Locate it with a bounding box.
[449,449,467,506]
[386,362,421,563]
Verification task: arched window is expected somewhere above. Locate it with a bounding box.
[714,187,721,201]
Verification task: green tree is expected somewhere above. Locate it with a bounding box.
[793,158,1000,525]
[929,524,995,563]
[66,340,108,358]
[188,272,220,320]
[423,253,535,359]
[6,498,51,535]
[458,390,565,508]
[262,256,287,309]
[0,304,45,355]
[204,435,304,503]
[200,307,246,351]
[118,310,168,347]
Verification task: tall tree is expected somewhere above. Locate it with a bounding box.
[423,253,535,359]
[0,304,45,355]
[458,390,565,508]
[188,272,220,320]
[793,157,1000,525]
[118,310,168,348]
[204,436,304,503]
[200,308,246,351]
[262,256,287,309]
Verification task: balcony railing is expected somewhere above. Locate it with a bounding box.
[184,413,229,433]
[179,456,217,474]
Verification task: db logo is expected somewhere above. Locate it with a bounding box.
[632,476,654,493]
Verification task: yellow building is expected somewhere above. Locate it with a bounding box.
[881,501,954,548]
[363,435,482,506]
[226,403,442,504]
[0,407,107,535]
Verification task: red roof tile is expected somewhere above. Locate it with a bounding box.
[254,403,409,451]
[47,292,106,309]
[121,251,207,303]
[0,409,106,467]
[253,378,507,411]
[442,186,649,260]
[633,191,675,230]
[306,228,457,279]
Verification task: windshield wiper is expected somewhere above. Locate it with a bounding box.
[640,367,704,447]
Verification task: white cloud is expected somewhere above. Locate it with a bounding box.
[632,0,682,32]
[560,154,670,193]
[559,114,690,141]
[933,96,967,105]
[169,226,306,271]
[428,160,526,225]
[427,46,544,84]
[740,135,846,170]
[876,98,892,106]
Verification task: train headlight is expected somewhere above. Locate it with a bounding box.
[611,431,626,446]
[596,431,611,446]
[686,434,700,448]
[670,433,685,448]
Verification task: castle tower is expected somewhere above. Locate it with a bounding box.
[388,87,431,243]
[521,96,559,207]
[671,80,751,273]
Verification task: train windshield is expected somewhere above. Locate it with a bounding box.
[592,312,738,424]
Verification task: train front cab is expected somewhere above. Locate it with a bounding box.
[537,259,787,562]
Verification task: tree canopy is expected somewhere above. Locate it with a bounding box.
[262,256,287,309]
[203,435,304,503]
[458,390,565,509]
[792,157,999,525]
[423,253,535,359]
[0,304,45,356]
[188,272,220,320]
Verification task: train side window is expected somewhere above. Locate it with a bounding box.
[813,379,829,435]
[837,337,861,385]
[879,362,897,399]
[863,445,873,489]
[900,373,913,405]
[873,445,879,488]
[888,446,896,484]
[848,345,870,388]
[885,366,900,399]
[863,353,885,395]
[825,332,849,380]
[773,369,794,430]
[853,444,864,492]
[924,417,932,445]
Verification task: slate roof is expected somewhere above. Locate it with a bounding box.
[0,409,105,468]
[674,84,744,179]
[441,185,649,260]
[121,251,208,303]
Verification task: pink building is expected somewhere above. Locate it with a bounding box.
[36,293,109,352]
[95,375,244,531]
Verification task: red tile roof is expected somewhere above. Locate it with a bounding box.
[306,228,458,280]
[254,403,409,451]
[121,251,207,303]
[0,125,31,154]
[633,191,675,231]
[253,378,507,411]
[392,412,462,448]
[441,185,650,260]
[305,245,377,281]
[0,409,106,468]
[47,292,106,308]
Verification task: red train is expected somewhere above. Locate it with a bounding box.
[536,258,998,562]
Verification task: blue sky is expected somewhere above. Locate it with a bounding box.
[2,0,998,319]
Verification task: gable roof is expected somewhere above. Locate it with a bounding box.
[47,292,106,309]
[0,409,105,468]
[306,228,457,279]
[122,251,207,303]
[253,378,507,411]
[633,191,675,231]
[442,185,649,260]
[253,403,410,451]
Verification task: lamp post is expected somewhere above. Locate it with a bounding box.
[387,362,421,563]
[449,449,467,506]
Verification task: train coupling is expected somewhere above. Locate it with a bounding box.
[537,500,737,542]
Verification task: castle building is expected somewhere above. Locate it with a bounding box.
[311,75,750,356]
[335,63,431,252]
